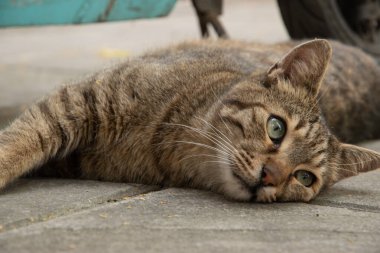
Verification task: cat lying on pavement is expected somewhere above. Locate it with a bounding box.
[1,39,379,202]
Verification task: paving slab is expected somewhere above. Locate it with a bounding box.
[0,188,379,253]
[0,179,159,232]
[315,170,380,212]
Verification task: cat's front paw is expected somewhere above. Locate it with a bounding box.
[255,187,277,203]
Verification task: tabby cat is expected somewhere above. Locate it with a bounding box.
[1,39,380,202]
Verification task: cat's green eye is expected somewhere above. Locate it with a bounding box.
[267,116,286,143]
[294,170,316,187]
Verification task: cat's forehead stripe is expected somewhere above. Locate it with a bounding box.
[304,123,317,139]
[308,149,328,166]
[316,158,327,168]
[294,119,306,131]
[309,116,320,124]
[222,99,268,111]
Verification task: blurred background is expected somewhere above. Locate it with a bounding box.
[0,0,287,110]
[0,0,379,118]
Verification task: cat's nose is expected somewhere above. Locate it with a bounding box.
[261,163,285,187]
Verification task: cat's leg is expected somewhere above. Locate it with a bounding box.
[0,84,102,189]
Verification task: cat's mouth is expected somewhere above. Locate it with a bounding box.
[232,171,261,201]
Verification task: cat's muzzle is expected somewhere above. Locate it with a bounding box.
[232,170,263,201]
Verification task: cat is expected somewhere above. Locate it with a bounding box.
[0,39,380,203]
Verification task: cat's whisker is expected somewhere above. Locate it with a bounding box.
[178,154,231,164]
[164,125,233,156]
[328,158,377,167]
[162,122,236,155]
[157,139,234,160]
[195,117,235,146]
[174,140,233,157]
[194,116,238,153]
[218,111,233,135]
[333,166,359,175]
[199,160,235,167]
[157,141,233,162]
[210,87,234,135]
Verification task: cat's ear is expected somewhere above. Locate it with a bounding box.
[329,143,380,185]
[267,39,332,97]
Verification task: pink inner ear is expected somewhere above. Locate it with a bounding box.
[268,39,332,96]
[283,47,316,78]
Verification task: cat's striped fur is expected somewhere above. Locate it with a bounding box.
[0,39,380,202]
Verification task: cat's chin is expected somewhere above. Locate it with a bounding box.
[216,161,275,202]
[222,173,277,203]
[222,182,253,202]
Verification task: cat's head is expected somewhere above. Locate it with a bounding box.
[211,39,380,202]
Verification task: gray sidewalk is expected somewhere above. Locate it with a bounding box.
[0,1,379,252]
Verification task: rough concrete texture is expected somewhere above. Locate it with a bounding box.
[1,188,379,253]
[0,0,379,253]
[0,179,158,231]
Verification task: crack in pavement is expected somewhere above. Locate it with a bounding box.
[310,200,380,213]
[0,185,162,233]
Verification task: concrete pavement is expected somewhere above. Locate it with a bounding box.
[0,1,379,252]
[1,173,380,253]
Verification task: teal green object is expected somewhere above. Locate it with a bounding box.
[0,0,177,27]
